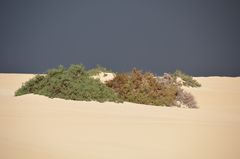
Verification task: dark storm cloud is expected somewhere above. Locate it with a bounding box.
[0,0,240,76]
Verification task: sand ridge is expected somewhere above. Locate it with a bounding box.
[0,74,240,159]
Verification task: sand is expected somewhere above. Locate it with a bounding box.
[0,73,240,159]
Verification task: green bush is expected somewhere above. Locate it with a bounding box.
[15,74,45,96]
[15,65,122,103]
[106,68,178,106]
[172,70,201,87]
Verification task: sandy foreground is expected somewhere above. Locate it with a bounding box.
[0,73,240,159]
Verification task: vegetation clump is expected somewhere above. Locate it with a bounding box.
[15,65,121,103]
[157,72,198,108]
[15,65,200,108]
[172,70,201,87]
[106,68,178,106]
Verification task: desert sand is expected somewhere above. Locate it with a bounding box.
[0,73,240,159]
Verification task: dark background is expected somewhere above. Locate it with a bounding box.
[1,0,240,76]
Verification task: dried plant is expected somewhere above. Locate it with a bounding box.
[176,88,197,108]
[106,68,178,106]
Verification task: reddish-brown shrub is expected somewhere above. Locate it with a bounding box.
[106,68,178,106]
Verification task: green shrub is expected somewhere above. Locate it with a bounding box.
[172,70,201,87]
[106,68,178,106]
[15,74,45,96]
[15,65,122,103]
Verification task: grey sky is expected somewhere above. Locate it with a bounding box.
[1,0,239,76]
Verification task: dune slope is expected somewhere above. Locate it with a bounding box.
[0,74,240,159]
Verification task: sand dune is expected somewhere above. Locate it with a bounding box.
[0,73,240,159]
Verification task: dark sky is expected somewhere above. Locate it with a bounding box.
[1,0,240,76]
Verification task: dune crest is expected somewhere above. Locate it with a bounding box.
[0,74,240,159]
